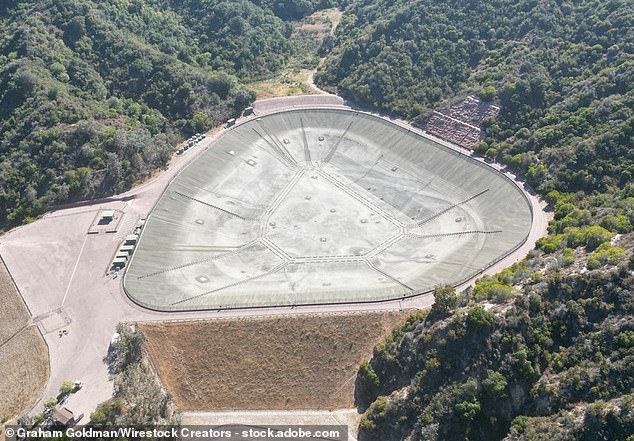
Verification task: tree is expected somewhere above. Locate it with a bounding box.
[479,85,497,102]
[432,285,458,314]
[600,213,631,233]
[583,226,614,251]
[32,413,44,425]
[564,226,613,250]
[64,16,87,44]
[510,415,529,436]
[191,113,210,133]
[357,360,381,408]
[466,306,495,331]
[587,244,626,269]
[90,398,124,425]
[482,370,507,398]
[115,323,146,371]
[59,380,74,395]
[455,399,480,422]
[537,234,564,253]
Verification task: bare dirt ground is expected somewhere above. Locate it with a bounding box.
[249,69,317,99]
[0,259,49,422]
[0,328,49,422]
[141,311,409,411]
[295,8,342,38]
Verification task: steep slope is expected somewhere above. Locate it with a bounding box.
[0,0,333,227]
[318,0,633,198]
[356,267,634,440]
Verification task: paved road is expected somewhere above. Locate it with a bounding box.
[0,94,549,419]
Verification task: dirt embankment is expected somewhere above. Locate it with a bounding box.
[0,259,49,422]
[141,311,409,411]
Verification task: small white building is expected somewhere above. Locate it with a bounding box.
[100,210,115,222]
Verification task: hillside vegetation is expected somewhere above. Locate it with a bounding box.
[319,0,632,199]
[2,0,633,437]
[0,0,339,227]
[316,0,634,439]
[356,270,634,440]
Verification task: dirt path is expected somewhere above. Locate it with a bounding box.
[305,68,330,95]
[248,8,342,100]
[304,8,342,95]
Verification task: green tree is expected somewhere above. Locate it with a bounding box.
[587,244,626,269]
[357,360,381,408]
[482,370,507,397]
[600,213,632,233]
[582,226,614,251]
[479,85,497,102]
[466,306,495,331]
[115,324,146,371]
[432,285,458,314]
[510,415,529,435]
[90,398,124,425]
[59,380,74,395]
[536,234,564,253]
[455,399,480,422]
[32,413,44,425]
[191,113,210,133]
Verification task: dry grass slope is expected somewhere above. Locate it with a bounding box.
[141,311,408,411]
[0,258,49,422]
[0,258,30,344]
[0,327,49,421]
[248,69,316,99]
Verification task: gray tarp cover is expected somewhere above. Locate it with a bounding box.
[125,109,532,310]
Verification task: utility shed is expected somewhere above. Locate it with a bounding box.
[112,257,127,269]
[124,234,139,245]
[53,405,75,426]
[101,210,115,221]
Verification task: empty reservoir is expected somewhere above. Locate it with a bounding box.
[124,108,533,310]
